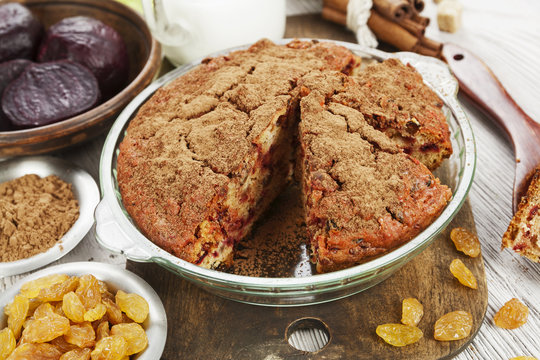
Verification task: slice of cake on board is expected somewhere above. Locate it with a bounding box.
[502,168,540,263]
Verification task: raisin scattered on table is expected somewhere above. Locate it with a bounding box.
[494,298,529,329]
[434,310,473,341]
[376,323,423,347]
[401,297,424,327]
[449,259,478,289]
[450,227,481,257]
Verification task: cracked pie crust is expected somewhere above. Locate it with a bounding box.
[117,39,452,273]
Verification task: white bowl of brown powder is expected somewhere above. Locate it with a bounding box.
[0,156,99,277]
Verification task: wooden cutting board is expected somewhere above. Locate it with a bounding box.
[126,14,488,360]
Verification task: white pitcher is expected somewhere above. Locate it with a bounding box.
[142,0,286,66]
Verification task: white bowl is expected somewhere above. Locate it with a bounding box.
[0,261,167,360]
[0,156,99,277]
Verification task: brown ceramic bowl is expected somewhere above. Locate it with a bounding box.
[0,0,161,156]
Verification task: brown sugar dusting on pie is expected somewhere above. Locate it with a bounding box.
[117,39,453,273]
[502,168,540,263]
[298,71,452,272]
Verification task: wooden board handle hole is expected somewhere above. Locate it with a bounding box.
[286,317,331,353]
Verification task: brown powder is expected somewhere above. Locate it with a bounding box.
[0,174,79,262]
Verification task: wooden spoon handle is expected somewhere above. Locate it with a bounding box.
[442,43,537,143]
[442,43,540,212]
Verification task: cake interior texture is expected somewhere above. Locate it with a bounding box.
[502,168,540,263]
[117,39,453,273]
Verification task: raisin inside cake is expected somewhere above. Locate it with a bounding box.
[117,39,452,272]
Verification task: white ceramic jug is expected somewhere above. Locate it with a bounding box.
[142,0,286,66]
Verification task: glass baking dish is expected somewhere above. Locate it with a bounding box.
[95,39,476,307]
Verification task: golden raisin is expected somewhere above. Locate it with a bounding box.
[5,294,29,340]
[434,311,473,341]
[494,298,529,329]
[450,227,481,257]
[49,336,79,353]
[375,324,423,347]
[83,303,107,323]
[38,277,79,302]
[0,328,16,360]
[401,298,424,327]
[20,312,70,343]
[115,291,149,323]
[111,323,148,355]
[19,274,69,299]
[64,322,96,348]
[449,259,478,289]
[95,321,110,342]
[90,335,128,360]
[27,298,43,317]
[102,299,123,325]
[4,343,62,360]
[59,348,92,360]
[75,275,101,311]
[33,303,55,319]
[62,292,85,323]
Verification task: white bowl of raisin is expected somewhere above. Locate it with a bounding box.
[0,261,167,359]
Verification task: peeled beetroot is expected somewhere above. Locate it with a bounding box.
[0,59,32,131]
[2,60,100,128]
[38,16,128,99]
[0,3,43,62]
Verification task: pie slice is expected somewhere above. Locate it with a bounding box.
[298,72,452,272]
[502,168,540,262]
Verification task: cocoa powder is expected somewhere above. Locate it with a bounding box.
[0,174,79,262]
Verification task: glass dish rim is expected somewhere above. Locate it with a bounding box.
[96,38,476,290]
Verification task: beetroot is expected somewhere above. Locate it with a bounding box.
[0,59,32,131]
[0,3,43,62]
[2,60,100,128]
[38,16,128,100]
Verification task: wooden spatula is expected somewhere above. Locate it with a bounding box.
[442,43,540,214]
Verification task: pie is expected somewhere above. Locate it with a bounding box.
[117,39,452,272]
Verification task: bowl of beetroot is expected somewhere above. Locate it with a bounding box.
[0,0,161,156]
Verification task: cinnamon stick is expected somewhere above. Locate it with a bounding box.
[324,0,349,13]
[412,13,430,26]
[322,6,347,26]
[411,0,425,13]
[399,17,426,37]
[373,0,413,20]
[414,44,440,58]
[420,37,443,52]
[367,10,419,51]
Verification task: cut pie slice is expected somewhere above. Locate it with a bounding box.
[502,168,540,262]
[298,75,452,272]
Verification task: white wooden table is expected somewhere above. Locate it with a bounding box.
[2,0,539,358]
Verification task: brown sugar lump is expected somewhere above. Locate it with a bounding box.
[437,0,463,33]
[298,79,452,272]
[117,40,360,270]
[502,168,540,262]
[348,58,452,170]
